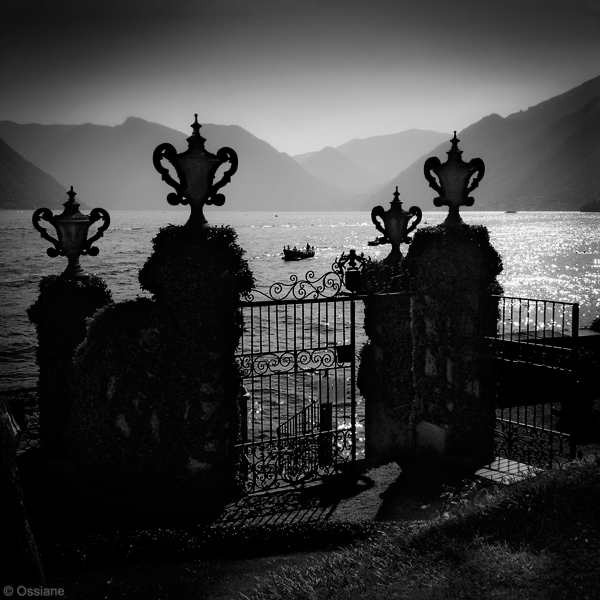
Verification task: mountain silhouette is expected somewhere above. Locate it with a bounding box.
[0,118,352,211]
[0,137,67,209]
[295,129,450,193]
[2,74,599,213]
[369,75,600,212]
[294,146,383,193]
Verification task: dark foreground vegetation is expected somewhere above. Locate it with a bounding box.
[247,457,600,600]
[43,456,600,599]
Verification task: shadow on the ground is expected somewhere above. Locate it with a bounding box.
[214,473,376,528]
[375,458,488,521]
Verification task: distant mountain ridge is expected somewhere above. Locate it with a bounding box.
[0,118,353,211]
[369,75,600,212]
[0,137,67,209]
[1,74,599,212]
[294,129,450,193]
[294,146,383,193]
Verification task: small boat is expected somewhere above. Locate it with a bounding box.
[283,245,315,261]
[368,236,388,247]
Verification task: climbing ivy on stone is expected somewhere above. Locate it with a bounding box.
[70,224,254,520]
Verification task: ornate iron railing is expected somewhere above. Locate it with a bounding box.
[235,255,363,494]
[485,296,580,468]
[6,289,584,491]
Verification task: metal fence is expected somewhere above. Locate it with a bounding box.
[487,295,580,468]
[6,292,584,488]
[234,258,367,493]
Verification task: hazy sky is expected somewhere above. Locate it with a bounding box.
[1,0,599,155]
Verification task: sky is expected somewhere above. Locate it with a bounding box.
[1,0,600,155]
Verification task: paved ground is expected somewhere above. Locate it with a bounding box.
[215,458,491,528]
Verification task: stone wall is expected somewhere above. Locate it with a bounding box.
[68,224,254,520]
[27,275,112,456]
[359,224,503,466]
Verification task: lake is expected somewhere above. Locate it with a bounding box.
[1,209,599,391]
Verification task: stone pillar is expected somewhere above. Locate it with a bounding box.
[358,264,414,464]
[404,224,503,464]
[27,275,112,457]
[69,224,254,522]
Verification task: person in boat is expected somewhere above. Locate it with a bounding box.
[306,243,311,252]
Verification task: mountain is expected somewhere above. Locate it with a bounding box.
[336,129,452,180]
[0,137,67,209]
[369,75,600,212]
[0,118,353,211]
[295,146,383,193]
[295,129,450,193]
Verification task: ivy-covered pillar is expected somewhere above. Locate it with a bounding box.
[28,188,112,457]
[27,276,112,457]
[67,117,250,521]
[360,294,414,463]
[70,225,253,520]
[404,224,502,463]
[358,190,422,465]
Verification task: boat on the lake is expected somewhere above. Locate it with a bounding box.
[283,244,315,261]
[368,236,388,246]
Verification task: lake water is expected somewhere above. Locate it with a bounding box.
[1,209,599,391]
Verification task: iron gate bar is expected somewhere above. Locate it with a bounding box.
[487,295,580,468]
[350,292,357,466]
[237,274,584,494]
[236,287,361,493]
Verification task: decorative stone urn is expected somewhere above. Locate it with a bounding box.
[32,186,110,279]
[423,132,485,227]
[371,187,422,263]
[153,114,238,228]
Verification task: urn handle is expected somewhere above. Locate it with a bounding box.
[465,157,485,203]
[82,208,111,256]
[370,205,388,239]
[404,206,423,242]
[152,143,184,206]
[208,147,238,206]
[423,156,443,206]
[32,208,61,257]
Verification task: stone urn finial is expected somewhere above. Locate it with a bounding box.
[371,187,422,263]
[423,132,485,227]
[152,114,238,228]
[32,186,111,279]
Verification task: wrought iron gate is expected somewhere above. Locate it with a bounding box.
[235,256,363,493]
[486,295,580,468]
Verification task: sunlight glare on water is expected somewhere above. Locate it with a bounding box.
[1,209,599,391]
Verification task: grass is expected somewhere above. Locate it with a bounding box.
[44,456,600,599]
[245,457,600,600]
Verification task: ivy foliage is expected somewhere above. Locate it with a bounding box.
[139,224,254,306]
[28,274,112,329]
[27,274,113,371]
[360,259,410,294]
[70,225,254,507]
[404,224,503,294]
[26,274,113,455]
